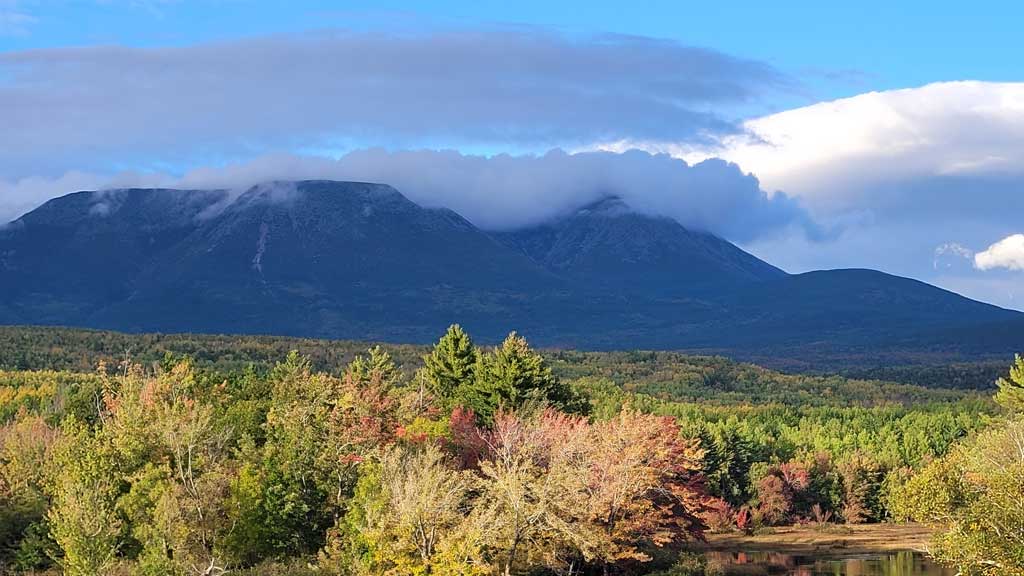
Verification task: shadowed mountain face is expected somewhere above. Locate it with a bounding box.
[496,197,785,295]
[0,180,1021,365]
[0,188,228,323]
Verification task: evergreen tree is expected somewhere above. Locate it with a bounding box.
[423,324,478,401]
[995,354,1024,412]
[455,332,583,423]
[346,345,401,388]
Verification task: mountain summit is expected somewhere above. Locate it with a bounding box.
[1,180,1020,367]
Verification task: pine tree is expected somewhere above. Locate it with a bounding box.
[995,354,1024,412]
[423,324,478,401]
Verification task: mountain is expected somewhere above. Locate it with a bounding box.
[94,181,574,341]
[495,197,784,295]
[0,181,571,341]
[0,180,1021,368]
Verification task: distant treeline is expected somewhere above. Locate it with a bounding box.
[0,326,1006,399]
[0,325,425,375]
[839,362,1008,390]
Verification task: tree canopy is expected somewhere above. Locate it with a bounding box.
[0,325,1009,575]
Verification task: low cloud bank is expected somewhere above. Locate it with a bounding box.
[1,149,819,243]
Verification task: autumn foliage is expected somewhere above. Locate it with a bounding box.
[0,324,1010,575]
[0,328,711,575]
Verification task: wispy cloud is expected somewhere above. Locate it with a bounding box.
[934,242,974,270]
[0,1,36,37]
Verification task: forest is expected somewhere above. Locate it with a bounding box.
[0,325,1021,575]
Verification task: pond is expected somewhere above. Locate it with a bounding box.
[702,550,954,575]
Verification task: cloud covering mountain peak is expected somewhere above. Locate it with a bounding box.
[0,149,819,244]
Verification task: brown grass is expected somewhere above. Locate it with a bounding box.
[698,523,935,556]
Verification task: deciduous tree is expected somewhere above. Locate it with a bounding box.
[47,419,122,576]
[996,354,1024,413]
[895,419,1024,574]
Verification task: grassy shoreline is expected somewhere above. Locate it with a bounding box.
[695,523,935,556]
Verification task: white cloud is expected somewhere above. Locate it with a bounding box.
[0,27,798,243]
[604,81,1024,211]
[592,82,1024,309]
[712,81,1024,187]
[975,234,1024,271]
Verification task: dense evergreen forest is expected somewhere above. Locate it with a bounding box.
[0,325,1020,575]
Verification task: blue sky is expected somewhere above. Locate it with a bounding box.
[2,1,1024,309]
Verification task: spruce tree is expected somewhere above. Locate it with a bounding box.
[459,331,584,423]
[475,332,557,403]
[346,346,401,387]
[423,324,478,401]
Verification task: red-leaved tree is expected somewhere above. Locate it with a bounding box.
[454,408,708,575]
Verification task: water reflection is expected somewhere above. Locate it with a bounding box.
[704,550,953,575]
